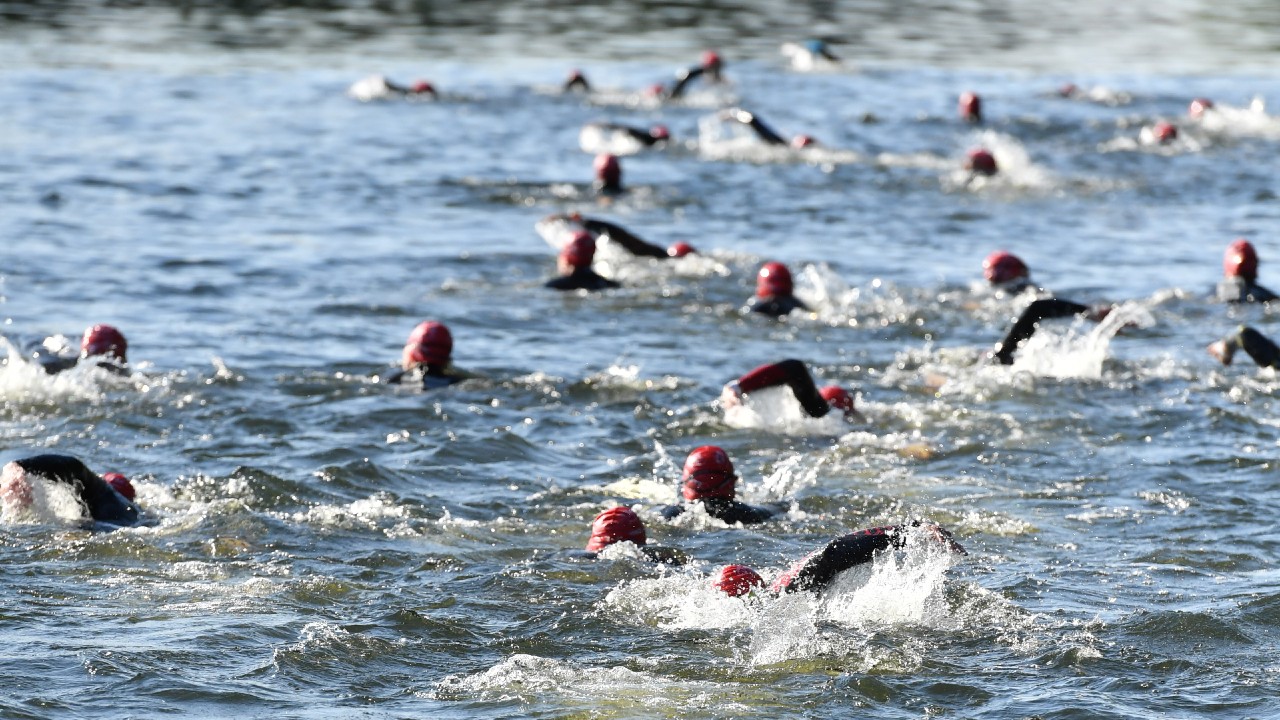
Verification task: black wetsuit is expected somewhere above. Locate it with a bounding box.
[1216,277,1278,303]
[580,218,669,259]
[751,294,809,318]
[725,109,788,146]
[24,339,127,376]
[735,359,830,418]
[12,454,142,527]
[668,66,719,99]
[1219,326,1280,369]
[773,525,906,593]
[383,365,469,389]
[596,124,666,148]
[659,497,780,525]
[546,268,621,291]
[992,298,1091,365]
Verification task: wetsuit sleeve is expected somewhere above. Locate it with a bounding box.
[746,116,788,146]
[779,526,902,593]
[15,454,140,526]
[704,499,776,525]
[658,504,686,520]
[546,270,620,291]
[1247,283,1279,303]
[736,359,830,418]
[581,219,668,259]
[667,66,705,99]
[992,297,1090,365]
[1235,326,1280,369]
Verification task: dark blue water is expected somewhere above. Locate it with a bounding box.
[3,2,1280,718]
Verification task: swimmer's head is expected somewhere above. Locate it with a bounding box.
[667,241,696,258]
[682,445,736,501]
[409,80,436,96]
[586,506,646,551]
[983,250,1030,286]
[402,320,453,369]
[1189,98,1215,119]
[701,50,723,72]
[81,324,128,362]
[790,134,817,149]
[649,125,670,142]
[593,153,622,192]
[964,148,998,177]
[958,91,982,123]
[712,564,764,597]
[560,231,597,271]
[646,83,668,98]
[819,385,858,420]
[756,261,794,298]
[804,39,827,55]
[1150,121,1178,144]
[1224,239,1259,283]
[1057,83,1079,98]
[103,472,136,502]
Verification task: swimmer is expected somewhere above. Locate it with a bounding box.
[964,148,998,178]
[659,446,784,525]
[2,454,144,528]
[382,321,476,388]
[718,108,817,149]
[1140,121,1178,145]
[665,50,726,100]
[751,261,809,318]
[720,359,861,421]
[1215,238,1277,303]
[348,74,437,102]
[583,121,671,148]
[576,506,686,564]
[958,91,982,124]
[1188,98,1215,119]
[780,39,841,70]
[25,324,129,376]
[563,69,591,93]
[545,231,621,291]
[712,522,965,597]
[990,298,1113,365]
[547,213,696,259]
[983,250,1036,295]
[1206,325,1280,368]
[593,153,623,194]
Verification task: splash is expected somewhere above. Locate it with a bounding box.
[696,113,861,165]
[724,387,850,436]
[1009,301,1155,380]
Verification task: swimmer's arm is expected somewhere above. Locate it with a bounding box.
[580,219,668,258]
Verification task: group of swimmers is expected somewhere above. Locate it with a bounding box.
[8,52,1275,604]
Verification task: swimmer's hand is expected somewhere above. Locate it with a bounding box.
[1207,339,1237,366]
[720,381,743,409]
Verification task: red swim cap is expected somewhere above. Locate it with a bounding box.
[1224,239,1259,282]
[713,564,764,597]
[682,445,736,501]
[103,472,135,502]
[402,320,453,368]
[561,230,597,269]
[819,385,856,418]
[1151,122,1178,144]
[1057,83,1079,98]
[81,324,128,362]
[702,51,722,70]
[1189,98,1215,119]
[594,153,622,190]
[649,125,670,141]
[790,134,817,149]
[756,261,793,298]
[586,506,646,551]
[958,91,982,123]
[964,148,998,176]
[983,250,1030,285]
[667,241,696,258]
[410,80,435,95]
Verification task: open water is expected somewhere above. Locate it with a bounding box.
[2,2,1280,718]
